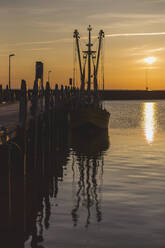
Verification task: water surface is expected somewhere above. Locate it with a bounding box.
[25,100,165,248]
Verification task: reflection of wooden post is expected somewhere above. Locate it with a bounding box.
[10,136,24,246]
[8,148,12,226]
[30,80,39,170]
[19,80,28,176]
[45,81,51,166]
[0,145,10,229]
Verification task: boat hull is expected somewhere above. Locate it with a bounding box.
[69,106,110,130]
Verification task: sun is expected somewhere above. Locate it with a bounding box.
[144,56,156,64]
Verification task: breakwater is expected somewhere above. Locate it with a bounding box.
[1,85,165,104]
[100,90,165,100]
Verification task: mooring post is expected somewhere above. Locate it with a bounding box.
[45,81,51,112]
[64,86,68,99]
[5,85,9,102]
[39,83,44,113]
[11,89,14,102]
[61,85,64,101]
[54,83,59,106]
[30,80,38,117]
[0,84,2,103]
[19,80,27,126]
[0,145,10,230]
[45,81,51,156]
[30,80,39,170]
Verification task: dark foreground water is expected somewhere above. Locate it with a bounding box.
[9,100,165,247]
[23,100,165,248]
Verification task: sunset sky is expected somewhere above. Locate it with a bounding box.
[1,0,165,89]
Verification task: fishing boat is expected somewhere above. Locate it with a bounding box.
[69,25,110,131]
[69,96,110,130]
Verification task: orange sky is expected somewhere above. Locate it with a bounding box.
[0,0,165,89]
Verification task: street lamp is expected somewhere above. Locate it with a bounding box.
[9,53,15,89]
[144,56,156,91]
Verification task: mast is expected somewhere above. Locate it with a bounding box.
[73,30,84,90]
[94,30,104,91]
[87,25,92,91]
[73,26,104,92]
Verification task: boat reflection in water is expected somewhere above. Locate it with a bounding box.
[0,121,109,247]
[143,102,157,144]
[70,130,109,227]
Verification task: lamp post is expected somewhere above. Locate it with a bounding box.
[145,67,149,91]
[9,53,15,89]
[144,56,156,91]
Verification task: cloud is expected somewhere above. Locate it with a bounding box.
[10,38,72,47]
[125,46,165,57]
[25,47,53,51]
[107,32,165,38]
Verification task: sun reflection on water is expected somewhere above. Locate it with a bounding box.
[143,102,156,144]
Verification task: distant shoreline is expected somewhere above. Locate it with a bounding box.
[99,90,165,100]
[1,88,165,101]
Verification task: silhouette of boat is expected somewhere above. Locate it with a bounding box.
[70,129,109,227]
[69,25,110,131]
[69,100,110,130]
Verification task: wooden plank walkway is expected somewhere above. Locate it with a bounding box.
[0,80,82,145]
[0,102,31,128]
[0,103,19,127]
[0,101,31,144]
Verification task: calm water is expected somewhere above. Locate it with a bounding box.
[25,100,165,248]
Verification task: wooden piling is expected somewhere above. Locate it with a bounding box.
[0,84,2,103]
[19,80,27,126]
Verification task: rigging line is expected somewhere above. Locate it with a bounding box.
[92,37,98,46]
[101,38,105,91]
[73,38,76,86]
[98,41,102,90]
[80,38,87,47]
[76,38,84,88]
[74,38,78,88]
[101,42,103,90]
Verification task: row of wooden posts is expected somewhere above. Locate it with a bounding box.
[19,80,81,125]
[0,108,69,246]
[0,81,80,104]
[0,80,73,245]
[1,78,101,139]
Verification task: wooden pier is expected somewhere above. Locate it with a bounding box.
[0,80,80,246]
[0,80,81,145]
